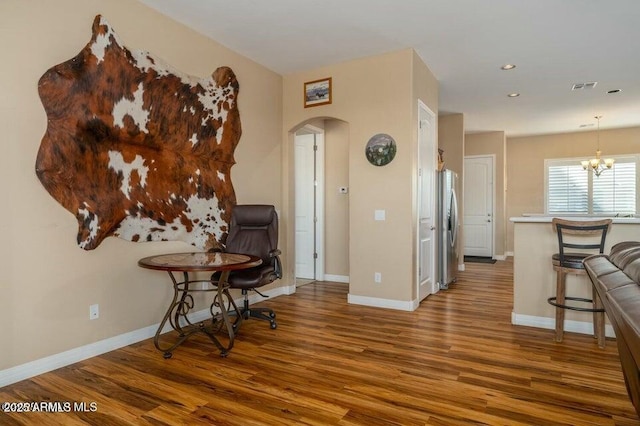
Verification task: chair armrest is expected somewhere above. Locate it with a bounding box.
[269,249,282,279]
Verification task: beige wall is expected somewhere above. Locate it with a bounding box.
[283,49,438,303]
[437,114,465,175]
[324,120,350,277]
[438,114,465,262]
[506,126,640,252]
[412,50,439,119]
[0,0,283,371]
[465,131,507,257]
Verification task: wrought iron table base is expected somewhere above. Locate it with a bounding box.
[154,271,242,358]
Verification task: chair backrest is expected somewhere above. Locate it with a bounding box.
[225,205,278,265]
[552,218,612,260]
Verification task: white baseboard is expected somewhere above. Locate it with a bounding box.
[0,284,293,388]
[511,312,616,338]
[347,294,417,311]
[493,254,507,261]
[0,323,160,389]
[323,274,349,283]
[458,263,465,271]
[276,282,297,296]
[505,251,514,257]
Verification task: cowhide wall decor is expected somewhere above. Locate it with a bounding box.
[35,15,241,250]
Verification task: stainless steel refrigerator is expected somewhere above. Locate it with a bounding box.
[437,169,459,289]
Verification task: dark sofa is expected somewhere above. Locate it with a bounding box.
[584,241,640,416]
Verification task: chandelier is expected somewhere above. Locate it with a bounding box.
[581,115,614,177]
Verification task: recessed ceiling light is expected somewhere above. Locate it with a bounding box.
[507,93,520,97]
[501,64,516,70]
[607,89,622,94]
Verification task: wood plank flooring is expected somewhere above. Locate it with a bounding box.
[1,260,639,425]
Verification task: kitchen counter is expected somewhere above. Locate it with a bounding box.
[509,216,640,337]
[511,215,640,224]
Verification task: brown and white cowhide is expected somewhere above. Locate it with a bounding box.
[35,15,241,250]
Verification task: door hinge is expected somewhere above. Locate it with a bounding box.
[313,252,318,259]
[313,144,318,151]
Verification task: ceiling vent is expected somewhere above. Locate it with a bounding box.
[572,82,598,90]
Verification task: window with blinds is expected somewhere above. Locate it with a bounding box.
[545,156,638,215]
[593,161,636,214]
[547,163,588,213]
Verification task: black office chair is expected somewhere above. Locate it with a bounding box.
[222,204,281,329]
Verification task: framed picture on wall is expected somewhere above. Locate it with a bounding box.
[304,77,332,108]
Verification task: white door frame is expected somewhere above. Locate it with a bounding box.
[294,124,325,281]
[463,154,495,258]
[416,100,437,299]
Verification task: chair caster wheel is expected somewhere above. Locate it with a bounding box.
[269,312,276,319]
[270,322,277,329]
[163,352,172,359]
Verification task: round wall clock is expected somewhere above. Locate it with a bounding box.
[365,133,397,166]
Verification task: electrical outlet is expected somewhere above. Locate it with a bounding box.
[89,304,99,320]
[374,272,382,283]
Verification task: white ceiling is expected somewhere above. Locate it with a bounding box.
[139,0,640,137]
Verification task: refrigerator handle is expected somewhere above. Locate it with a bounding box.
[450,187,459,243]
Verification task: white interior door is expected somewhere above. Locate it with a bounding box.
[295,133,315,279]
[417,102,436,300]
[463,155,494,257]
[294,126,325,281]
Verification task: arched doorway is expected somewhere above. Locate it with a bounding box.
[288,118,350,288]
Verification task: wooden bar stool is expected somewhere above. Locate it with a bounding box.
[547,218,611,348]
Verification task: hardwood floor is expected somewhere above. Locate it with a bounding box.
[1,260,638,425]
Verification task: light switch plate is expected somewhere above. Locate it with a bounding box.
[89,304,99,320]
